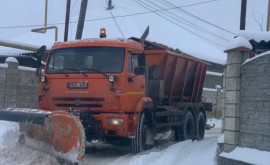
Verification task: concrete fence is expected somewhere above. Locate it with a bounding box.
[219,46,270,164]
[239,53,270,151]
[0,58,39,109]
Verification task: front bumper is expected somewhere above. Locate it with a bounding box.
[93,113,138,138]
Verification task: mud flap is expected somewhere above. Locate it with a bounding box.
[145,126,154,145]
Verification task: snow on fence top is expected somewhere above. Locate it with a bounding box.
[206,71,223,77]
[225,36,252,51]
[242,50,270,65]
[0,64,7,68]
[5,57,18,63]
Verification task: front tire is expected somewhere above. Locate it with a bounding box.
[131,113,147,153]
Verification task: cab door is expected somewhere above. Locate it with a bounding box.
[126,51,145,111]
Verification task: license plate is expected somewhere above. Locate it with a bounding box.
[67,82,88,89]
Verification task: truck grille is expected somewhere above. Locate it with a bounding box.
[53,97,104,101]
[55,104,102,108]
[53,97,104,108]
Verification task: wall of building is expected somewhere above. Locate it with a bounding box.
[202,89,223,118]
[16,69,39,108]
[239,53,270,151]
[0,60,39,109]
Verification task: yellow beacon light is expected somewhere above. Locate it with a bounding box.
[100,28,106,38]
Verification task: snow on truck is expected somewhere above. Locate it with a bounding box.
[0,29,212,163]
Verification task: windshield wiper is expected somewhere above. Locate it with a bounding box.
[65,68,88,77]
[82,68,107,78]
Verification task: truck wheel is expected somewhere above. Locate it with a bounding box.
[196,112,205,140]
[173,125,184,141]
[183,111,195,140]
[131,113,147,153]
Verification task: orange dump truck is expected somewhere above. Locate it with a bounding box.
[0,35,212,163]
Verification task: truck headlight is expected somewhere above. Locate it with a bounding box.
[107,118,124,126]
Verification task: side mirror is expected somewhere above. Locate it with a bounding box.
[137,53,145,67]
[36,45,46,77]
[134,67,145,75]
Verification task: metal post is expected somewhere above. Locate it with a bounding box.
[240,0,247,30]
[107,0,114,10]
[215,90,218,119]
[76,0,88,40]
[64,0,71,41]
[267,0,270,31]
[215,85,221,119]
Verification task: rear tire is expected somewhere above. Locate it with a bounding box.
[196,112,205,140]
[174,111,195,141]
[183,111,195,140]
[131,113,147,153]
[173,125,184,141]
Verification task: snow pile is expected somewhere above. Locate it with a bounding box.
[220,147,270,165]
[0,144,60,165]
[225,36,252,51]
[207,118,222,128]
[0,121,60,165]
[242,50,270,65]
[0,121,19,149]
[110,138,218,165]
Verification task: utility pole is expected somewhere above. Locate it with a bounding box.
[76,0,88,40]
[107,0,114,10]
[240,0,247,30]
[64,0,71,41]
[267,0,270,31]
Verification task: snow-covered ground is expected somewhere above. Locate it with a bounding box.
[0,118,222,165]
[220,147,270,165]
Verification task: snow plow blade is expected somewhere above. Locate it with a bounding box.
[0,108,86,163]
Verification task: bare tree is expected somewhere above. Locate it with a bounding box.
[253,11,264,31]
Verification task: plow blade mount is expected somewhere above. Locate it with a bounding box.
[0,108,86,163]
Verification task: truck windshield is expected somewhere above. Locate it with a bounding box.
[46,47,125,74]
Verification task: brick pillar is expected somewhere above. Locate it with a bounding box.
[0,67,7,109]
[5,58,19,108]
[223,48,250,152]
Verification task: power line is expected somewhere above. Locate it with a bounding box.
[0,0,221,30]
[133,0,226,48]
[105,0,126,39]
[146,0,230,41]
[161,0,235,35]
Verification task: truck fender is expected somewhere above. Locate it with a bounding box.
[135,97,153,114]
[131,97,153,133]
